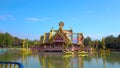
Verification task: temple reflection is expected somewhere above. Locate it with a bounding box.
[37,52,85,68]
[36,52,112,68]
[1,51,120,68]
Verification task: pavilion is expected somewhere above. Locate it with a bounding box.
[39,22,84,52]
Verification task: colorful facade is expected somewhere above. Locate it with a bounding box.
[39,22,84,51]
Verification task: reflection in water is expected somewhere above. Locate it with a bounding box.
[38,52,67,68]
[0,50,120,68]
[36,52,110,68]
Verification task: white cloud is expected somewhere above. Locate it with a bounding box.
[24,17,50,22]
[0,14,15,20]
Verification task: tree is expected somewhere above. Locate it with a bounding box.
[116,34,120,49]
[84,36,92,47]
[105,35,117,49]
[0,32,14,47]
[92,39,99,49]
[0,32,22,48]
[13,37,22,47]
[101,38,105,49]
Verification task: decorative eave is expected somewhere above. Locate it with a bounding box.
[49,27,71,44]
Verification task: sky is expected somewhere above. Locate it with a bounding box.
[0,0,120,40]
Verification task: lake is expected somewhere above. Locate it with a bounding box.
[0,49,120,68]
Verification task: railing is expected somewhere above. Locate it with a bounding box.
[0,62,24,68]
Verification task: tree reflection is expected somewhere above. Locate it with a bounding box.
[37,52,120,68]
[0,50,21,61]
[38,52,73,68]
[1,51,120,68]
[38,53,87,68]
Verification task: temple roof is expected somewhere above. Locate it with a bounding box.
[49,27,71,44]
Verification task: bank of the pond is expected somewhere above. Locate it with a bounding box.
[110,49,120,52]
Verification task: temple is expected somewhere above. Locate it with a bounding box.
[39,22,84,51]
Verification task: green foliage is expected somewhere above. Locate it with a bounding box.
[0,31,120,49]
[105,35,119,49]
[0,32,14,47]
[0,32,22,47]
[0,32,40,48]
[84,34,120,49]
[27,39,39,47]
[84,36,92,47]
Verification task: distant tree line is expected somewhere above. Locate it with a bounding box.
[84,34,120,50]
[0,32,120,50]
[0,32,39,48]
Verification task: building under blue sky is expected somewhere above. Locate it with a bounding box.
[0,0,120,40]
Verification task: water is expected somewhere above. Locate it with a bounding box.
[0,49,120,68]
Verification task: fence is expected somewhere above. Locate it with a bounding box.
[0,62,24,68]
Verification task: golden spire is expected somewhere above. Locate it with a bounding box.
[59,21,64,29]
[43,33,46,43]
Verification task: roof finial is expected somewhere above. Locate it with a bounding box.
[50,26,54,32]
[59,21,64,28]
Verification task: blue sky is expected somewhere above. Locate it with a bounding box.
[0,0,120,40]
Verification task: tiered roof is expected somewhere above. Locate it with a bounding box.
[40,22,84,45]
[49,27,71,44]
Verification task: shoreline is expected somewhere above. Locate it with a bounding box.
[110,49,120,52]
[0,48,120,52]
